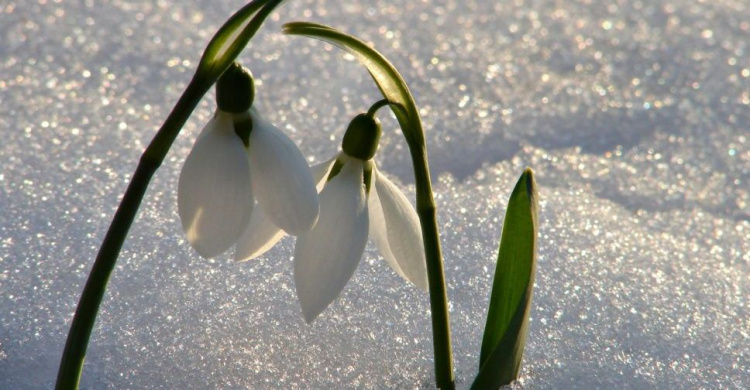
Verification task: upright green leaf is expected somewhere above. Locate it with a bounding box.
[472,168,538,389]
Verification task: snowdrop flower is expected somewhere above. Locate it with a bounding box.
[294,113,429,322]
[178,63,319,258]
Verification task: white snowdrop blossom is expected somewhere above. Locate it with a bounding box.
[233,156,334,261]
[178,107,319,259]
[293,114,429,322]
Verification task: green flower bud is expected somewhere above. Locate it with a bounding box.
[341,114,381,161]
[216,62,255,114]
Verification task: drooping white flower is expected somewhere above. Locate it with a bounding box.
[234,157,334,261]
[178,64,319,259]
[293,114,429,323]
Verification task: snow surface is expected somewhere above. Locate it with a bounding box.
[1,0,747,388]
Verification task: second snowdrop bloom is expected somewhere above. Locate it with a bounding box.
[178,63,319,259]
[294,113,429,323]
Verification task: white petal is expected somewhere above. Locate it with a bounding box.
[234,156,342,262]
[247,111,319,235]
[368,177,407,278]
[294,160,369,322]
[195,111,221,142]
[311,155,339,190]
[368,168,428,291]
[233,205,286,262]
[178,113,252,258]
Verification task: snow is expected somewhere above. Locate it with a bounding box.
[0,0,747,388]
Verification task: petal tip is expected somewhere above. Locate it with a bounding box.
[247,115,322,236]
[302,308,319,324]
[281,200,320,236]
[233,253,249,262]
[191,244,222,260]
[297,289,327,324]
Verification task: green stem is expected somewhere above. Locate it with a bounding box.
[411,144,455,390]
[55,75,211,390]
[373,100,455,389]
[56,0,286,385]
[280,23,456,387]
[366,99,391,118]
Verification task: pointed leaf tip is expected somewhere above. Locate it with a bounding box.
[521,167,536,199]
[473,169,539,389]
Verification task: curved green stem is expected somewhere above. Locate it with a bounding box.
[411,145,454,390]
[55,75,211,390]
[366,99,391,118]
[283,22,455,389]
[375,101,454,389]
[56,1,285,388]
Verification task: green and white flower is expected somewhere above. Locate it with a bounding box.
[178,64,319,259]
[294,114,429,322]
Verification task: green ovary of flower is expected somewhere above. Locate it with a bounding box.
[341,114,381,161]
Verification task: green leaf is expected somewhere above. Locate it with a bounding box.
[472,168,539,389]
[282,22,424,150]
[197,0,285,82]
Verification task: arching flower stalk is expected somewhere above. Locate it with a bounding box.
[284,23,539,390]
[283,22,456,389]
[56,1,285,387]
